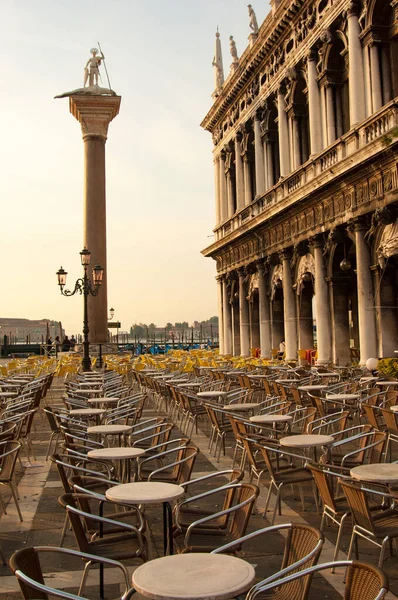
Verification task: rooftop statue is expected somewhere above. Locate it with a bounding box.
[229,36,239,63]
[55,44,117,99]
[248,4,259,34]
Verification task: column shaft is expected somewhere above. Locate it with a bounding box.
[254,117,265,196]
[219,154,228,222]
[235,136,245,211]
[347,11,366,126]
[214,156,221,224]
[238,272,250,356]
[243,157,253,206]
[226,173,234,218]
[292,117,301,170]
[281,254,298,360]
[370,44,383,112]
[277,91,291,177]
[313,243,332,364]
[257,264,272,358]
[307,56,323,155]
[217,277,224,355]
[222,279,233,354]
[355,225,377,364]
[326,85,336,145]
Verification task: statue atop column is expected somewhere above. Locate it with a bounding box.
[248,5,259,34]
[55,45,117,99]
[84,48,104,87]
[212,30,225,98]
[229,36,239,73]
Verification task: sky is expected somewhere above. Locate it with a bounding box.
[1,0,270,335]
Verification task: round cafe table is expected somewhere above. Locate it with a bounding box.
[326,394,360,403]
[87,424,132,446]
[88,397,120,407]
[350,463,398,485]
[88,446,145,482]
[298,385,327,392]
[132,553,256,600]
[250,414,292,425]
[376,381,398,388]
[390,405,398,412]
[280,433,334,460]
[69,407,104,425]
[106,482,184,555]
[223,403,260,414]
[197,391,228,401]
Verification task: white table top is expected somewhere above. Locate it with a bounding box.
[390,405,398,412]
[223,403,260,411]
[106,481,185,505]
[69,408,104,416]
[280,434,334,448]
[88,447,145,460]
[248,374,269,379]
[0,391,19,397]
[132,553,256,600]
[177,382,202,388]
[326,393,360,400]
[87,424,132,435]
[88,397,120,404]
[314,372,339,377]
[275,379,298,384]
[196,391,228,398]
[350,463,398,483]
[298,385,328,391]
[250,414,293,424]
[376,381,398,387]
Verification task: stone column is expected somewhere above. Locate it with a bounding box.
[213,156,221,224]
[307,50,323,155]
[238,270,250,356]
[254,112,265,196]
[265,135,275,188]
[257,261,272,358]
[312,238,332,364]
[277,87,291,177]
[226,171,235,218]
[354,221,377,365]
[370,43,383,112]
[363,45,372,117]
[243,155,253,206]
[222,277,233,354]
[347,4,366,126]
[329,278,351,366]
[235,133,245,211]
[291,115,301,170]
[280,250,298,361]
[325,84,336,145]
[219,151,228,222]
[70,94,121,343]
[216,276,224,355]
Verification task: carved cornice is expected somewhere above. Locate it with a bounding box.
[69,95,121,141]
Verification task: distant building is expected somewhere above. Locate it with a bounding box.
[0,318,65,343]
[201,0,398,365]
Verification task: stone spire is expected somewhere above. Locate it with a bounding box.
[212,29,224,99]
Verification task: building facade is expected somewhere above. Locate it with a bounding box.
[201,0,398,365]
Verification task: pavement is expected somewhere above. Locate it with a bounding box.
[0,378,397,599]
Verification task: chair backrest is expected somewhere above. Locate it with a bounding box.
[175,445,199,484]
[0,440,21,482]
[9,547,47,600]
[378,406,398,435]
[362,404,381,430]
[57,493,93,554]
[228,483,259,540]
[306,462,340,513]
[340,479,376,534]
[344,561,389,600]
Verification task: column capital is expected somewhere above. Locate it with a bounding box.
[216,274,224,283]
[306,47,318,63]
[347,1,361,17]
[70,94,121,141]
[278,247,293,261]
[309,234,325,250]
[348,216,370,233]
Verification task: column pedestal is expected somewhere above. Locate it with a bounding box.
[70,94,121,343]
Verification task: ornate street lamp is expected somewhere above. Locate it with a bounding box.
[56,248,104,371]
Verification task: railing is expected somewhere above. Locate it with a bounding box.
[213,100,398,244]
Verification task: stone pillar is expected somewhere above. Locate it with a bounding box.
[363,45,372,117]
[257,261,272,358]
[265,136,275,188]
[216,276,224,355]
[226,171,235,218]
[222,277,233,354]
[254,112,265,196]
[214,156,221,224]
[370,43,383,112]
[325,84,336,145]
[219,151,228,222]
[354,221,377,365]
[312,238,332,364]
[381,44,393,103]
[70,94,121,343]
[347,5,366,126]
[238,270,250,356]
[291,115,301,170]
[280,251,298,361]
[307,51,323,155]
[277,87,291,177]
[243,155,253,206]
[329,278,351,366]
[235,134,245,211]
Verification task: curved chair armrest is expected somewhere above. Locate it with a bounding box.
[147,450,199,481]
[340,438,387,467]
[212,523,293,554]
[180,469,242,490]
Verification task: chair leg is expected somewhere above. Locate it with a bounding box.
[347,528,356,561]
[78,560,92,596]
[9,482,23,522]
[271,488,282,524]
[332,515,347,573]
[263,483,274,517]
[379,537,389,568]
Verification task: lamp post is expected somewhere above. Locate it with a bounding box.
[56,248,104,372]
